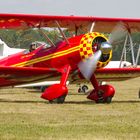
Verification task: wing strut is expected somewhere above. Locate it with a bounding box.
[119,31,136,67]
[128,32,135,66]
[38,28,56,47]
[55,21,69,45]
[89,22,95,33]
[136,45,140,66]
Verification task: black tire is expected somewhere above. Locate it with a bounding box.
[40,86,47,92]
[78,88,82,93]
[49,94,66,104]
[106,96,112,104]
[82,85,88,93]
[95,90,105,103]
[96,97,105,103]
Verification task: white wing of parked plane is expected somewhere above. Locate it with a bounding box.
[105,61,132,68]
[15,81,69,88]
[0,38,24,59]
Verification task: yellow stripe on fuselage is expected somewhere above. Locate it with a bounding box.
[12,45,80,67]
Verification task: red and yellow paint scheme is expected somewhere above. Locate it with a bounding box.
[0,13,139,103]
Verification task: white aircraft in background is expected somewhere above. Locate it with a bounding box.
[105,61,132,68]
[15,81,70,92]
[0,39,24,59]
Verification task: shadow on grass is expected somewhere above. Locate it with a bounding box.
[112,100,140,104]
[0,99,94,105]
[0,98,139,105]
[0,99,47,104]
[66,100,140,104]
[65,100,95,105]
[68,93,87,95]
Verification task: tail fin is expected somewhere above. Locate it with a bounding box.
[0,38,11,56]
[0,39,24,58]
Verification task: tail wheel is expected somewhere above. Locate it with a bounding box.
[49,94,66,104]
[82,85,88,93]
[78,85,89,93]
[78,88,82,93]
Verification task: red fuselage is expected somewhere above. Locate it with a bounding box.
[0,35,83,70]
[0,32,112,86]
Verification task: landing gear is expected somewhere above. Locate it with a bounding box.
[96,90,113,104]
[78,84,89,93]
[95,92,113,103]
[41,65,71,104]
[49,94,66,104]
[87,74,115,104]
[87,85,114,104]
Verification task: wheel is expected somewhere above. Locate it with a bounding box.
[106,96,112,104]
[49,94,66,104]
[78,88,82,93]
[82,85,88,93]
[96,97,105,104]
[57,94,66,104]
[97,90,104,97]
[40,86,47,92]
[95,90,105,103]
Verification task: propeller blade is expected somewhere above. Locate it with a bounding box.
[78,50,102,80]
[108,22,128,45]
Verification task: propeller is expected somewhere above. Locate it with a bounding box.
[78,22,128,80]
[108,22,128,45]
[78,50,102,80]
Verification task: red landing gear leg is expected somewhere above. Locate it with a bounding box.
[87,74,115,103]
[41,65,71,103]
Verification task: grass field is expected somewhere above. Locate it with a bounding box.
[0,78,140,140]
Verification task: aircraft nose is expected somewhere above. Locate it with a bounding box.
[100,42,112,54]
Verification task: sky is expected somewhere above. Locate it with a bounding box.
[0,0,140,18]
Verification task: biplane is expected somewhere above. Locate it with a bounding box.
[0,13,139,103]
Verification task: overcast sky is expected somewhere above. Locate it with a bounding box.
[0,0,140,18]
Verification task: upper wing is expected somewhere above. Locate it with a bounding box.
[95,68,140,81]
[0,13,140,32]
[0,66,60,87]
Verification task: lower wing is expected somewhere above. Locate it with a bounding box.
[95,68,140,81]
[0,66,60,87]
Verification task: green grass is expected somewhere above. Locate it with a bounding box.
[0,78,140,140]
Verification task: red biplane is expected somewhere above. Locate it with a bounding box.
[0,13,139,103]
